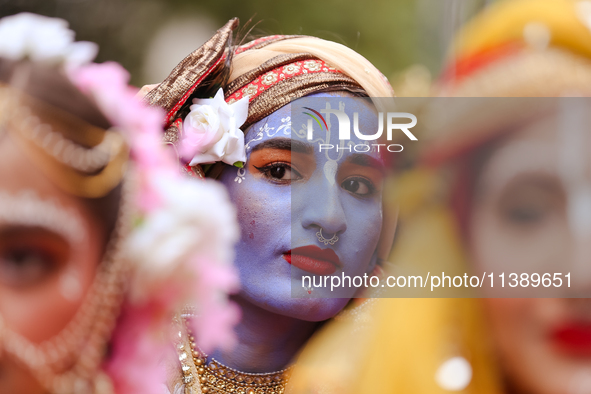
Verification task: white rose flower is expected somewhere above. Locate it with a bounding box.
[181,88,249,166]
[180,104,222,157]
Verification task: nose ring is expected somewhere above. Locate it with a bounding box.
[316,228,339,246]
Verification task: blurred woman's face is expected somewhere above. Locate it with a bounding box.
[0,131,104,393]
[469,111,591,394]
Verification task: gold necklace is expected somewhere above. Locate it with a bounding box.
[177,315,292,394]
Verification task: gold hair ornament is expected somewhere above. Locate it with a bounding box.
[0,84,129,198]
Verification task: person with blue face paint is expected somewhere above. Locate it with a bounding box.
[219,95,386,317]
[142,19,395,394]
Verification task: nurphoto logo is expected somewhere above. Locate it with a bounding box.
[304,107,418,152]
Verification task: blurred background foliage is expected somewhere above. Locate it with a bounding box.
[0,0,491,93]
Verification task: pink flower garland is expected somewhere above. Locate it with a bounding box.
[69,62,176,211]
[69,62,241,394]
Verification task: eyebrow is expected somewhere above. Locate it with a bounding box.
[345,154,386,172]
[0,191,86,244]
[250,138,313,154]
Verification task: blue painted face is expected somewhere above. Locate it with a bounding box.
[218,92,384,321]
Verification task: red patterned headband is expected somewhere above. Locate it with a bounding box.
[226,59,342,104]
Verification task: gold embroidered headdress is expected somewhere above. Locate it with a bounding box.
[144,18,394,176]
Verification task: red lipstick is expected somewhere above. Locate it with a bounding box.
[283,246,342,275]
[552,323,591,357]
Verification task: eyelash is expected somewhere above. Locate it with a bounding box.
[0,224,74,286]
[252,162,377,196]
[341,176,376,197]
[253,162,302,184]
[0,242,62,287]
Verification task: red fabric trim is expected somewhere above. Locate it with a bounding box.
[225,59,342,104]
[183,163,201,177]
[171,117,183,130]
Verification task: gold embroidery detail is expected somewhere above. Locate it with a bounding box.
[261,72,279,85]
[303,60,321,71]
[176,315,292,394]
[242,84,259,97]
[282,64,300,75]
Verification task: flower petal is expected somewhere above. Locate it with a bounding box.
[221,129,247,165]
[230,96,250,128]
[66,41,98,68]
[189,151,224,166]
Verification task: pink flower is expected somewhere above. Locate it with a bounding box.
[188,257,241,352]
[104,302,172,394]
[69,62,179,213]
[70,61,243,390]
[191,301,241,353]
[124,176,241,353]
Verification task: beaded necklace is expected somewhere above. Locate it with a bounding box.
[175,314,292,394]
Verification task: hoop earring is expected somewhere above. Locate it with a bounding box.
[316,228,338,246]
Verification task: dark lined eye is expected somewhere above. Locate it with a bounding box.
[254,162,302,184]
[341,177,374,196]
[496,177,562,228]
[504,206,545,224]
[0,248,51,285]
[0,228,69,287]
[270,166,287,179]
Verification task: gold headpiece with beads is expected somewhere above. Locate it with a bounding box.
[0,83,129,198]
